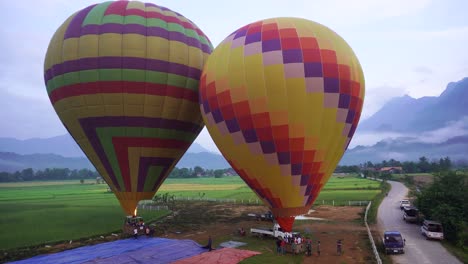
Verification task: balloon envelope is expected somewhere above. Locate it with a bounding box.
[199,17,364,231]
[44,1,212,215]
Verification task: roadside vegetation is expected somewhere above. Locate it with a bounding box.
[416,171,468,263]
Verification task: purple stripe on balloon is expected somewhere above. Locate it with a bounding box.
[211,109,223,123]
[304,62,323,77]
[234,29,248,40]
[245,32,261,45]
[300,174,309,186]
[291,163,302,175]
[242,129,258,143]
[282,49,303,64]
[137,157,174,192]
[338,94,350,108]
[79,116,202,191]
[225,119,240,133]
[346,110,355,124]
[277,152,290,165]
[348,124,357,138]
[45,56,201,83]
[262,39,281,52]
[260,141,276,154]
[70,23,210,53]
[64,5,97,39]
[324,78,339,93]
[201,100,211,114]
[305,185,312,195]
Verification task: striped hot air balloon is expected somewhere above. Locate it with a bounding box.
[44,1,212,216]
[199,17,365,231]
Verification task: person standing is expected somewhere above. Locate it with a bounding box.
[276,238,281,255]
[337,239,342,256]
[306,238,312,256]
[317,240,321,256]
[280,239,286,255]
[203,235,213,251]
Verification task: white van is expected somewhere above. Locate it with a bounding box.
[420,220,444,240]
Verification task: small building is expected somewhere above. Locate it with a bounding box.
[380,167,403,174]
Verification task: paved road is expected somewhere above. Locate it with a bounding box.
[377,181,461,264]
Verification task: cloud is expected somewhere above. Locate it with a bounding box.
[0,88,65,139]
[350,116,468,149]
[378,151,408,161]
[413,66,433,75]
[300,0,431,27]
[412,117,468,144]
[194,128,221,153]
[361,85,407,119]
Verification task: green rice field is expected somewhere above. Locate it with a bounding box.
[0,175,381,250]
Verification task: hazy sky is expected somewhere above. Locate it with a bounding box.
[1,0,467,152]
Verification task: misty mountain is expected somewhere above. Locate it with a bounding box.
[340,135,468,165]
[0,135,84,157]
[359,77,468,132]
[0,152,94,172]
[0,135,211,157]
[0,150,230,173]
[176,152,230,169]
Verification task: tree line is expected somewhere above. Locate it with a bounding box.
[0,168,99,182]
[0,166,237,182]
[168,166,236,178]
[335,156,460,174]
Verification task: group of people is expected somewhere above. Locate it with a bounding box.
[276,236,343,256]
[276,234,321,256]
[128,219,155,239]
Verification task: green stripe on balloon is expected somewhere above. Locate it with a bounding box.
[46,69,199,94]
[144,166,164,191]
[81,3,209,46]
[82,1,111,25]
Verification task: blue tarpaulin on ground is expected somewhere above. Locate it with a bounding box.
[10,237,207,264]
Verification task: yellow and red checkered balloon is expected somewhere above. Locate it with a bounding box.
[199,17,365,231]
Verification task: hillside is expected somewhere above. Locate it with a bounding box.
[358,77,468,132]
[340,135,468,165]
[0,151,230,173]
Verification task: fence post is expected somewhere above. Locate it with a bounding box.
[364,202,382,264]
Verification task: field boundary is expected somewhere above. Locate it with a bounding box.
[139,197,370,208]
[365,201,382,264]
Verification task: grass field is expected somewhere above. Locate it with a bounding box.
[0,175,381,250]
[0,183,169,250]
[157,176,380,202]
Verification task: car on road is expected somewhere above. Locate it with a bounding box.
[403,206,420,223]
[382,231,406,254]
[420,220,444,240]
[399,199,411,210]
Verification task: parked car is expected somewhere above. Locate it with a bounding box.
[399,199,410,210]
[403,206,420,223]
[420,220,444,240]
[382,231,406,254]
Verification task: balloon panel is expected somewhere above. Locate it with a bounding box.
[44,1,212,215]
[200,18,365,221]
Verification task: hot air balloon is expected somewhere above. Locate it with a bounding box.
[44,1,212,216]
[199,17,364,231]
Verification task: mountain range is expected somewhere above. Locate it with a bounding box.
[1,77,467,171]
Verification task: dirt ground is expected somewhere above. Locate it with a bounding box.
[158,202,374,264]
[3,202,375,264]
